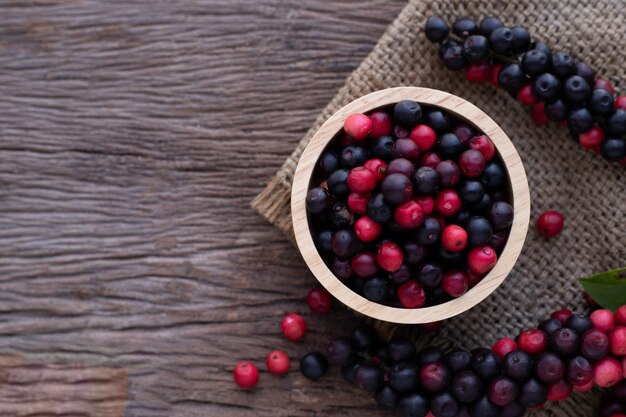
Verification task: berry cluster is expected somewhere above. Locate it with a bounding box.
[425,15,626,164]
[299,305,626,417]
[306,102,513,308]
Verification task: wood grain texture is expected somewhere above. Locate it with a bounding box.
[0,0,405,416]
[291,87,531,324]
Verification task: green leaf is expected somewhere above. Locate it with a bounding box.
[580,267,626,311]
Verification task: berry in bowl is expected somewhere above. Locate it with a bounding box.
[291,87,530,324]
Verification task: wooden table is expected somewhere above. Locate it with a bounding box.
[0,1,405,415]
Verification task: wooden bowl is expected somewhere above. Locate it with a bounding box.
[291,87,530,324]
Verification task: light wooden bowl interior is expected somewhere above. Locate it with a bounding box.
[291,87,530,324]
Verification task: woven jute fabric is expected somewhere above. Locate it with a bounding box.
[252,1,626,415]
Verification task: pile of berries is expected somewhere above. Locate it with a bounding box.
[424,15,626,164]
[306,101,513,308]
[298,305,626,417]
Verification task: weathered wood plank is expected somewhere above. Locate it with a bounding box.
[0,1,405,416]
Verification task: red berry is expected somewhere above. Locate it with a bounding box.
[363,158,388,183]
[435,189,462,217]
[516,83,539,106]
[394,200,425,229]
[537,211,564,238]
[468,135,496,161]
[492,338,519,360]
[441,270,469,298]
[413,195,434,215]
[593,77,615,95]
[594,356,622,387]
[465,62,492,83]
[518,329,548,355]
[615,96,626,110]
[347,166,376,193]
[551,308,573,325]
[281,313,306,341]
[591,309,615,333]
[490,63,503,87]
[458,149,486,177]
[234,361,259,388]
[572,379,594,392]
[344,113,372,140]
[583,292,598,308]
[547,380,572,401]
[351,252,379,278]
[579,126,604,149]
[397,280,426,308]
[616,306,626,326]
[348,192,370,215]
[610,327,626,356]
[266,350,290,376]
[410,124,437,152]
[419,152,441,169]
[377,241,403,272]
[531,102,549,125]
[441,225,468,252]
[467,245,497,275]
[369,111,392,137]
[354,216,382,242]
[307,287,332,314]
[466,268,483,287]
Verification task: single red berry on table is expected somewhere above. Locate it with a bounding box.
[420,152,441,169]
[492,338,518,360]
[281,313,306,341]
[347,167,376,193]
[468,135,495,161]
[458,149,486,177]
[397,280,426,308]
[537,211,564,238]
[369,111,392,137]
[615,95,626,110]
[579,126,604,149]
[410,124,437,152]
[441,270,469,298]
[516,83,539,106]
[490,63,503,87]
[465,62,492,83]
[441,225,468,252]
[344,113,372,140]
[593,356,622,387]
[547,380,572,401]
[354,216,382,242]
[394,200,425,229]
[610,326,626,356]
[593,77,615,95]
[551,308,573,324]
[518,329,548,355]
[234,361,259,388]
[363,158,388,183]
[266,350,290,376]
[351,252,379,278]
[435,189,462,217]
[413,195,434,215]
[616,306,626,326]
[590,309,615,333]
[307,287,332,314]
[467,245,497,274]
[377,241,403,272]
[348,192,370,215]
[531,102,549,125]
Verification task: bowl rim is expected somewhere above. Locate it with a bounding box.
[291,87,530,324]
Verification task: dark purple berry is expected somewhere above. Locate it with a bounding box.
[402,242,428,265]
[418,262,443,287]
[414,166,440,195]
[521,50,550,77]
[575,62,596,84]
[488,376,519,406]
[390,361,420,393]
[431,391,460,417]
[371,135,395,161]
[327,337,357,366]
[533,73,561,102]
[355,363,384,392]
[331,258,353,280]
[331,229,358,257]
[567,107,594,136]
[388,335,416,362]
[479,17,503,37]
[394,100,422,129]
[487,201,513,231]
[362,276,390,302]
[518,378,547,408]
[340,146,368,168]
[590,88,615,116]
[340,359,362,384]
[398,392,429,417]
[511,27,530,54]
[566,355,593,387]
[550,327,579,357]
[468,395,500,417]
[443,349,472,374]
[381,173,413,204]
[551,52,576,79]
[328,202,353,229]
[327,169,350,199]
[417,346,444,366]
[388,158,415,177]
[565,314,594,335]
[503,350,533,381]
[544,99,569,122]
[316,229,333,254]
[466,216,493,246]
[452,371,483,403]
[528,42,552,60]
[390,264,412,285]
[606,109,626,136]
[463,35,489,63]
[470,348,501,380]
[393,139,420,161]
[351,324,380,351]
[375,383,398,410]
[538,318,562,335]
[424,109,452,134]
[563,75,591,105]
[581,328,610,361]
[438,133,463,159]
[489,27,513,55]
[535,352,565,384]
[436,160,461,188]
[481,161,506,192]
[366,193,392,223]
[601,137,626,161]
[497,63,526,93]
[300,352,328,380]
[319,152,339,176]
[425,16,450,43]
[416,217,443,246]
[420,361,452,393]
[452,17,478,39]
[458,180,485,205]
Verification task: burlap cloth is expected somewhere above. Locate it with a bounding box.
[252,0,626,415]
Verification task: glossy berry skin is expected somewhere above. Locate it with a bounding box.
[369,111,392,137]
[340,146,369,168]
[566,314,594,335]
[594,77,616,95]
[328,203,354,230]
[551,308,573,324]
[436,189,462,217]
[371,135,394,160]
[354,216,382,243]
[459,149,486,177]
[567,355,593,387]
[468,135,495,161]
[441,225,468,252]
[425,109,453,134]
[398,392,430,417]
[393,138,421,161]
[538,318,563,335]
[421,151,442,168]
[362,276,390,302]
[579,125,604,149]
[415,195,435,215]
[465,63,492,83]
[492,338,519,360]
[518,378,548,408]
[602,137,626,161]
[375,383,398,410]
[366,193,392,223]
[469,395,501,417]
[563,75,591,105]
[443,350,472,374]
[442,270,469,298]
[382,173,413,205]
[594,356,623,387]
[418,262,443,287]
[416,217,443,246]
[413,166,440,196]
[347,167,376,193]
[307,287,332,314]
[489,27,513,54]
[281,313,306,341]
[550,328,579,357]
[610,326,626,356]
[306,187,331,214]
[516,83,538,106]
[551,52,576,78]
[300,351,328,380]
[410,124,437,152]
[533,73,561,102]
[471,348,501,380]
[498,63,526,93]
[388,335,417,362]
[591,309,616,333]
[331,229,358,258]
[463,35,489,62]
[521,50,550,77]
[481,161,506,192]
[535,352,565,384]
[544,99,569,122]
[488,376,519,406]
[436,160,461,188]
[466,216,493,246]
[394,100,422,129]
[452,17,478,38]
[536,211,564,238]
[431,391,460,417]
[518,329,548,355]
[590,88,615,116]
[503,350,533,381]
[395,200,425,229]
[234,361,259,388]
[363,158,387,182]
[425,16,450,43]
[467,245,497,274]
[319,152,339,176]
[547,380,572,401]
[266,350,290,376]
[441,43,467,71]
[331,258,353,280]
[351,324,380,350]
[420,361,452,393]
[568,107,595,136]
[438,133,464,159]
[511,26,531,53]
[347,192,370,215]
[403,242,428,265]
[327,169,350,198]
[398,280,426,308]
[389,361,420,393]
[344,113,372,140]
[327,337,356,366]
[377,241,403,272]
[452,370,484,403]
[487,201,513,231]
[479,16,503,36]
